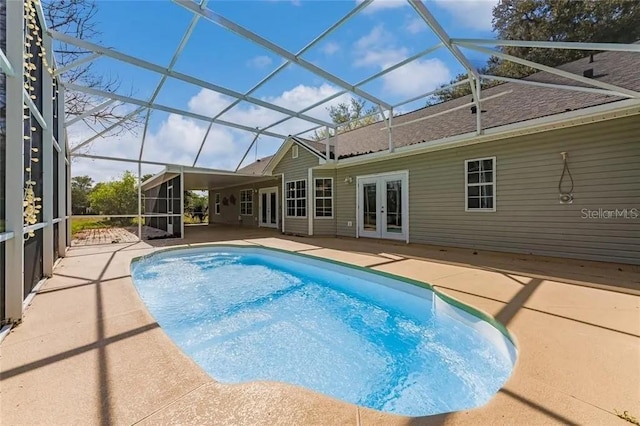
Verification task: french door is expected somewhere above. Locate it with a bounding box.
[259,187,278,228]
[358,172,408,241]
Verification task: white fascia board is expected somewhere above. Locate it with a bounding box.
[165,165,258,176]
[291,137,326,160]
[140,167,169,189]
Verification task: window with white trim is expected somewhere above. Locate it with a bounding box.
[314,178,333,218]
[465,157,495,211]
[286,180,306,217]
[214,193,220,215]
[291,145,299,159]
[240,189,253,215]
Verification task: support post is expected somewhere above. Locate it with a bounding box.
[42,30,54,277]
[281,174,286,234]
[332,127,338,163]
[308,168,313,236]
[5,0,25,322]
[387,108,394,152]
[57,86,67,256]
[324,126,330,160]
[180,167,185,239]
[66,142,72,248]
[475,78,482,135]
[137,162,142,241]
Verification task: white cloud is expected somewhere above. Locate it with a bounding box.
[246,55,273,69]
[357,0,407,13]
[354,24,389,51]
[431,0,497,31]
[69,82,352,182]
[381,58,451,97]
[406,17,426,34]
[321,41,340,56]
[353,25,452,97]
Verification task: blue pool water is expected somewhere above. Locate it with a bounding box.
[131,246,516,417]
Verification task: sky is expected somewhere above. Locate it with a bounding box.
[64,0,499,182]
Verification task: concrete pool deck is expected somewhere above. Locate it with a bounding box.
[1,225,639,425]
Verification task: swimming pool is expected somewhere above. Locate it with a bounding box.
[131,246,516,417]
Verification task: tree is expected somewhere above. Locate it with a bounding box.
[89,171,138,216]
[491,0,640,78]
[429,71,502,104]
[71,175,93,215]
[312,98,380,140]
[184,191,208,222]
[432,0,640,102]
[44,0,140,138]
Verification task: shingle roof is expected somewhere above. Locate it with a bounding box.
[237,155,273,175]
[237,49,639,171]
[329,50,640,159]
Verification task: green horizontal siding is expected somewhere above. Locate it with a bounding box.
[274,143,320,235]
[335,115,640,264]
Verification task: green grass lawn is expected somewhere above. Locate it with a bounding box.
[71,217,111,235]
[71,215,207,236]
[183,214,209,225]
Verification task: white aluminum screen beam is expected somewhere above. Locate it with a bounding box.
[24,88,48,130]
[474,77,481,134]
[192,1,371,166]
[384,90,513,130]
[452,38,640,53]
[393,78,470,109]
[259,89,351,134]
[141,1,205,163]
[64,82,288,138]
[0,48,15,76]
[260,44,443,134]
[57,85,68,256]
[234,133,261,172]
[461,44,640,99]
[191,66,285,166]
[407,1,477,79]
[355,43,442,87]
[49,30,333,129]
[407,0,482,133]
[480,74,634,98]
[42,28,55,276]
[138,108,152,161]
[65,99,116,126]
[72,152,251,171]
[5,0,25,322]
[174,0,392,109]
[70,106,146,153]
[53,52,101,76]
[294,124,324,137]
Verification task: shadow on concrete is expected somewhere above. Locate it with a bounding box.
[145,225,640,295]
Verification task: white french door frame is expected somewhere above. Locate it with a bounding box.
[356,170,409,243]
[258,186,279,228]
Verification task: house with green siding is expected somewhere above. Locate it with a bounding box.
[143,49,640,265]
